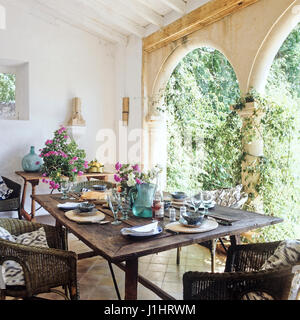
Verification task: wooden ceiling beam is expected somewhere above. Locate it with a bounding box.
[143,0,259,53]
[159,0,186,14]
[119,0,164,27]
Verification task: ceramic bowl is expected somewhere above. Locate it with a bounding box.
[78,202,95,212]
[171,192,187,200]
[181,211,204,225]
[93,184,107,191]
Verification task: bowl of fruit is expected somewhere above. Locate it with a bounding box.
[87,160,104,173]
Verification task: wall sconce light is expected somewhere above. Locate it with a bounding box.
[66,97,86,141]
[122,97,129,126]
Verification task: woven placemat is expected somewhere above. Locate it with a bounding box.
[65,210,105,223]
[165,219,218,234]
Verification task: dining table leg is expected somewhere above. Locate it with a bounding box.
[125,258,138,300]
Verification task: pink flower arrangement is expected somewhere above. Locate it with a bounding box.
[114,162,162,189]
[40,126,87,190]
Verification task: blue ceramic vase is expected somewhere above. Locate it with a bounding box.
[22,146,42,172]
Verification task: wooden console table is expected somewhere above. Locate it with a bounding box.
[15,171,113,221]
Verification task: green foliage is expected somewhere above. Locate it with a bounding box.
[163,23,300,242]
[0,73,16,103]
[163,47,242,193]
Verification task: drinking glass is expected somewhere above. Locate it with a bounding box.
[190,193,202,212]
[120,192,130,221]
[200,191,213,215]
[60,180,71,200]
[107,194,122,225]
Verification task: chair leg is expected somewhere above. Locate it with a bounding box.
[210,239,217,273]
[176,247,181,265]
[108,262,121,300]
[0,290,6,300]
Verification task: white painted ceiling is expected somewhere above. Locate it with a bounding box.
[0,0,212,44]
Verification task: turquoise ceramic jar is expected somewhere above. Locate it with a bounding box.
[22,146,42,172]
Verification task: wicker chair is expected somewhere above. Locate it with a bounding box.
[0,218,79,300]
[183,241,300,300]
[0,177,21,219]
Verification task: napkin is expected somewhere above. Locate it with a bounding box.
[122,222,158,235]
[57,202,84,209]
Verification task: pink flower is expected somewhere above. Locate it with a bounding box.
[69,160,74,165]
[132,164,140,172]
[58,127,66,135]
[35,161,40,165]
[42,173,47,177]
[84,161,89,169]
[73,157,78,161]
[136,178,143,185]
[115,162,122,171]
[72,167,78,173]
[64,135,68,139]
[114,174,121,183]
[45,140,53,145]
[78,171,84,176]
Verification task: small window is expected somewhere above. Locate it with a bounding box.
[0,72,16,119]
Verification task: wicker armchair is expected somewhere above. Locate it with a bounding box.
[0,218,79,300]
[71,180,115,193]
[0,177,21,219]
[183,241,300,300]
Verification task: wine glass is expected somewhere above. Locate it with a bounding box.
[107,194,122,226]
[189,193,202,213]
[60,180,71,200]
[200,191,213,215]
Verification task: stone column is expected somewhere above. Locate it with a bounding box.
[237,102,265,213]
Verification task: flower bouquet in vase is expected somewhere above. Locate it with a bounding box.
[114,162,163,218]
[39,126,88,198]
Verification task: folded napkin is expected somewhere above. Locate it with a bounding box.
[122,222,158,235]
[57,202,85,209]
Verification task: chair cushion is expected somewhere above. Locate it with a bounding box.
[0,226,16,242]
[0,227,49,287]
[0,176,13,200]
[261,239,300,300]
[213,185,247,208]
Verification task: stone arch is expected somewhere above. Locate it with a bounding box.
[146,37,241,185]
[248,0,300,93]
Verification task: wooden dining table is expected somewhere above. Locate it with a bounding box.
[32,192,283,300]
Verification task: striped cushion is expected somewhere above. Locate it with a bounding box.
[1,227,49,287]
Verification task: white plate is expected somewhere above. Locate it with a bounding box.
[121,226,163,237]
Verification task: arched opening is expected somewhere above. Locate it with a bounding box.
[161,47,242,193]
[258,22,300,241]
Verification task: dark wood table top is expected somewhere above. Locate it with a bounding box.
[32,193,283,263]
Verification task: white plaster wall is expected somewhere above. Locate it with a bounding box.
[0,3,116,216]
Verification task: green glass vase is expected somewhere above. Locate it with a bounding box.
[22,146,42,172]
[129,183,157,218]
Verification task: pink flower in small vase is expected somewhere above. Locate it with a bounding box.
[115,162,122,171]
[114,174,121,183]
[136,178,143,185]
[132,164,140,172]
